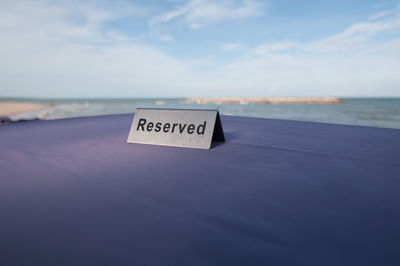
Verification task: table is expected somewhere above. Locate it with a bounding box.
[1,114,399,265]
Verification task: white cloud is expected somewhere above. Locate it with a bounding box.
[254,41,299,54]
[205,6,400,97]
[159,34,174,42]
[0,0,144,43]
[304,5,400,54]
[0,1,192,97]
[222,42,241,51]
[0,0,399,98]
[149,0,263,29]
[308,20,400,53]
[369,10,392,20]
[253,7,400,56]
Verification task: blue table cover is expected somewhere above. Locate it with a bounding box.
[1,114,399,266]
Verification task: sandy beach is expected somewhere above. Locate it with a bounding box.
[0,102,53,117]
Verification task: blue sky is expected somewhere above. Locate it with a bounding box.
[0,0,399,98]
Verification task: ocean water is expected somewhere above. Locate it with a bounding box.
[5,98,400,129]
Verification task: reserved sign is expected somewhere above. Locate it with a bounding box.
[127,108,225,149]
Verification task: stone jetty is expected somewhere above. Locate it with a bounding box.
[185,97,344,104]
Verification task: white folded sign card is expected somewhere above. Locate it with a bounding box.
[127,108,225,149]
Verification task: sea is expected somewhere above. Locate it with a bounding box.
[4,98,400,129]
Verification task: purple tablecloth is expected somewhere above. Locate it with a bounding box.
[1,114,400,266]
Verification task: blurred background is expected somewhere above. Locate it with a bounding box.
[1,0,399,128]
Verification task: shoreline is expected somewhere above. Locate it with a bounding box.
[0,102,54,117]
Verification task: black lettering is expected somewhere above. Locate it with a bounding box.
[155,122,161,132]
[172,123,178,133]
[147,122,154,131]
[163,123,170,132]
[137,120,208,135]
[137,118,146,131]
[187,124,195,134]
[179,123,186,133]
[197,121,206,135]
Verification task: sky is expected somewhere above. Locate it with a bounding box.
[0,0,399,98]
